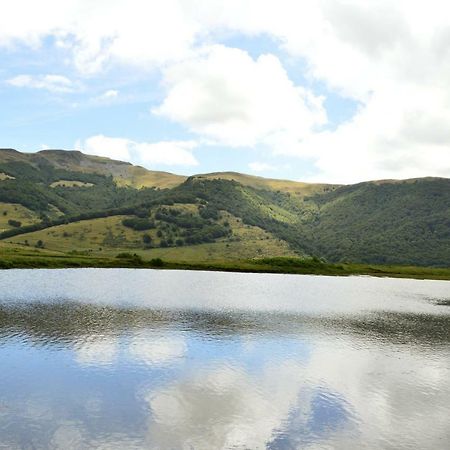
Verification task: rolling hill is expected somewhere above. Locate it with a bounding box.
[0,148,449,267]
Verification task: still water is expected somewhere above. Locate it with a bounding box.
[0,269,449,449]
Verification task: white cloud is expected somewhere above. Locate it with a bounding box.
[248,162,276,173]
[154,45,326,152]
[77,134,198,167]
[101,89,118,99]
[0,0,200,74]
[6,74,76,93]
[78,134,131,161]
[299,83,450,183]
[135,140,198,166]
[91,89,120,105]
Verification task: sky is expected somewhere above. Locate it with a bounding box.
[1,0,450,184]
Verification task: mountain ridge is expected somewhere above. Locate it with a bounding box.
[2,147,444,189]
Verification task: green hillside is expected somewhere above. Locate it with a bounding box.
[0,148,449,267]
[0,148,186,188]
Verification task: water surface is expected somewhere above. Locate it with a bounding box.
[0,269,449,449]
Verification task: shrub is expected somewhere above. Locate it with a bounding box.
[115,252,143,263]
[122,217,155,231]
[142,233,152,245]
[149,258,164,267]
[7,219,22,228]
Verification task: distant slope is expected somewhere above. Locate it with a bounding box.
[299,177,450,266]
[0,149,186,188]
[195,171,335,196]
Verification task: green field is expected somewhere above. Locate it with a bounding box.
[0,203,40,232]
[1,241,449,280]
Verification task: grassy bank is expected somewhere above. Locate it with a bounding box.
[0,244,449,280]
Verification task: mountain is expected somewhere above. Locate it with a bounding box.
[0,148,449,267]
[0,148,186,188]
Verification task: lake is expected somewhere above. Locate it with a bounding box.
[0,269,449,449]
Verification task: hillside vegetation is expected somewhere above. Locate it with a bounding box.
[0,148,449,268]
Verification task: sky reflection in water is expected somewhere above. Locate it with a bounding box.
[0,269,449,449]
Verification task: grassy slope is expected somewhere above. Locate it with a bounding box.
[0,202,40,232]
[6,210,296,262]
[0,148,186,189]
[35,150,187,188]
[196,171,335,196]
[115,166,187,188]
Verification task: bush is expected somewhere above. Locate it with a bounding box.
[149,258,164,267]
[115,252,143,263]
[115,252,134,259]
[122,217,155,231]
[7,219,22,228]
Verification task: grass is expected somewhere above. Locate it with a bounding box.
[0,172,14,181]
[50,180,94,188]
[114,166,187,188]
[0,242,449,280]
[0,203,40,232]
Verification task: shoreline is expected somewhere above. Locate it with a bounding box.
[1,253,449,281]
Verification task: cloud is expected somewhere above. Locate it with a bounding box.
[99,89,118,100]
[77,135,131,161]
[6,74,76,93]
[0,0,200,74]
[77,134,198,166]
[248,162,277,173]
[154,45,327,152]
[135,140,198,166]
[298,84,450,183]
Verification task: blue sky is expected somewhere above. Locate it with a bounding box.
[1,1,449,183]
